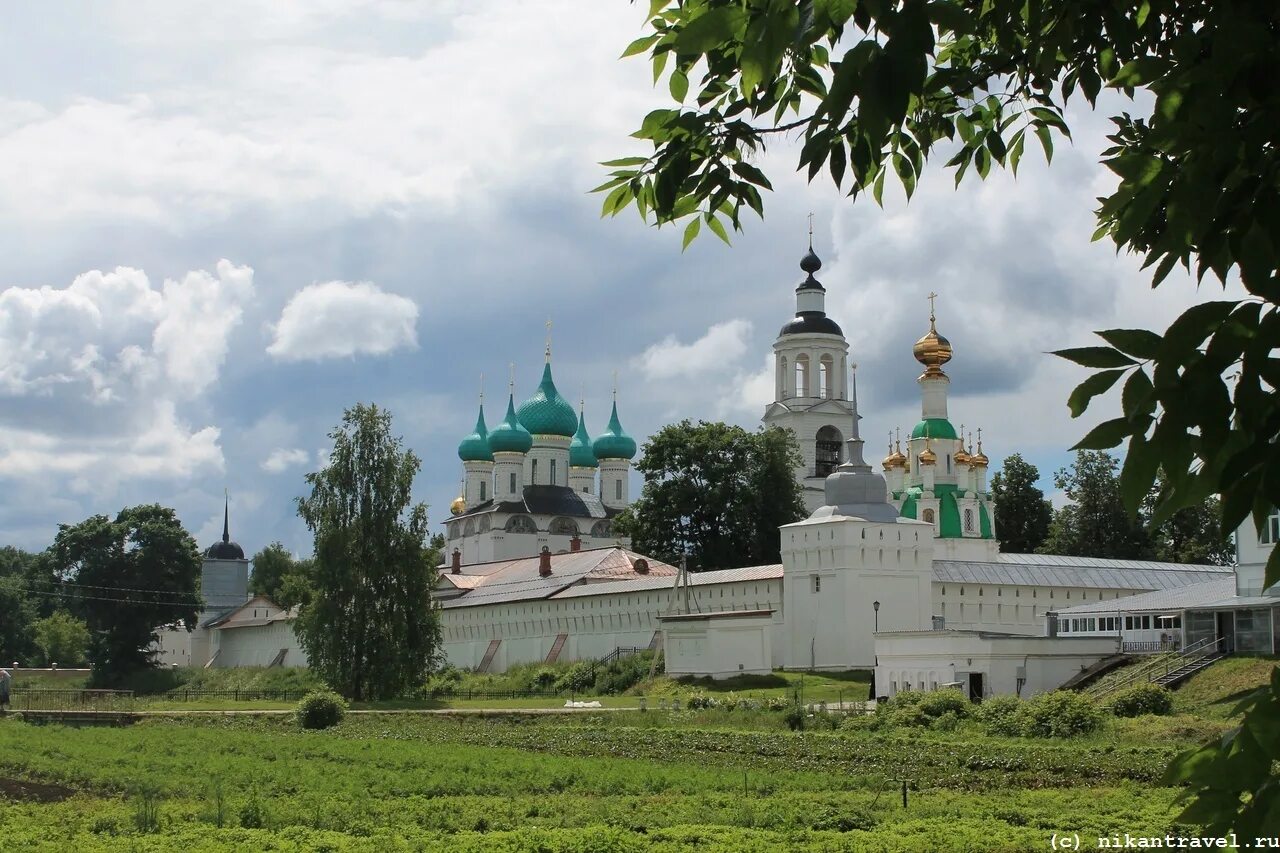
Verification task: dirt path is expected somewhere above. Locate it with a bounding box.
[0,776,75,803]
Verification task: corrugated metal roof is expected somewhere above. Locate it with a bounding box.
[439,547,676,609]
[934,553,1229,591]
[1053,577,1236,616]
[550,564,784,599]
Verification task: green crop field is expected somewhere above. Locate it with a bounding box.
[0,658,1270,851]
[0,710,1217,852]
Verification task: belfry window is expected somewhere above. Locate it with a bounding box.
[814,425,843,477]
[819,355,834,399]
[795,354,811,397]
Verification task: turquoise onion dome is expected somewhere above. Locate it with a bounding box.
[592,401,637,460]
[457,403,493,462]
[487,393,533,454]
[569,409,598,468]
[516,362,578,437]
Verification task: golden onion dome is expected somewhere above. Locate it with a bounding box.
[918,443,938,466]
[450,495,466,515]
[954,444,971,467]
[970,430,989,468]
[913,296,953,378]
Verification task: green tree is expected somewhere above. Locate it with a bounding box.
[295,403,442,701]
[608,2,1279,830]
[248,542,315,608]
[32,611,90,667]
[989,453,1052,553]
[0,575,38,665]
[613,421,805,570]
[1039,451,1151,559]
[49,505,201,680]
[1143,476,1233,566]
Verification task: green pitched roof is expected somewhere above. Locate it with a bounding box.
[569,410,598,468]
[457,404,493,462]
[911,418,958,440]
[517,363,578,437]
[592,401,637,460]
[488,393,533,454]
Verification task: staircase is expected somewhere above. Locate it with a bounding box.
[544,634,569,664]
[1086,637,1227,701]
[267,648,288,668]
[477,639,502,673]
[1153,653,1226,689]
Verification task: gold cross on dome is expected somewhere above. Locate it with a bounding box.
[927,291,938,319]
[545,318,553,360]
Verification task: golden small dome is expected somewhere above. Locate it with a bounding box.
[913,296,952,378]
[954,442,971,467]
[970,429,989,468]
[450,495,466,515]
[918,443,937,466]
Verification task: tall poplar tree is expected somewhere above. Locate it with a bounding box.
[295,404,441,701]
[989,453,1052,553]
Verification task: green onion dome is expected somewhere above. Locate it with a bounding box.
[569,410,598,468]
[592,401,637,460]
[457,404,493,462]
[911,418,957,440]
[488,393,533,454]
[517,362,578,437]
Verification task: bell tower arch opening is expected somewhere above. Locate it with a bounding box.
[815,425,844,477]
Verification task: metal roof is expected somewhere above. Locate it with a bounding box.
[550,564,784,599]
[934,553,1230,591]
[439,547,677,609]
[1053,577,1236,616]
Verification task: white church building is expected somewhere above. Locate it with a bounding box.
[175,244,1254,700]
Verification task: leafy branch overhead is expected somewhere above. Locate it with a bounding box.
[603,0,1278,578]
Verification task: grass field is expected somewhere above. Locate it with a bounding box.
[0,712,1198,852]
[0,658,1270,851]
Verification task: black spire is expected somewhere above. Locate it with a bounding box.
[222,492,230,543]
[205,490,245,561]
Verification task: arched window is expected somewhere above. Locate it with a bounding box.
[478,516,491,533]
[819,354,834,399]
[531,459,538,484]
[964,508,975,533]
[795,354,811,397]
[591,520,612,538]
[615,479,623,501]
[505,515,536,534]
[479,480,487,501]
[814,425,843,477]
[922,508,935,524]
[463,519,475,536]
[550,459,557,485]
[549,517,578,536]
[779,355,789,398]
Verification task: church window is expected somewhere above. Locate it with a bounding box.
[814,426,843,477]
[591,520,611,537]
[946,454,951,473]
[549,517,578,536]
[795,354,811,397]
[479,481,487,501]
[531,459,538,484]
[922,508,935,524]
[819,355,834,399]
[812,576,821,593]
[616,479,623,501]
[509,472,517,494]
[550,459,557,484]
[463,519,475,536]
[964,508,974,533]
[505,515,536,534]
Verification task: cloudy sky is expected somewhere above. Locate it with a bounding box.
[0,2,1241,557]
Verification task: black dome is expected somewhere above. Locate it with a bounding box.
[206,540,245,560]
[800,248,822,274]
[779,312,844,337]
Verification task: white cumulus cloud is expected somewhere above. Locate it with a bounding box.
[261,447,310,473]
[634,319,753,381]
[267,280,417,362]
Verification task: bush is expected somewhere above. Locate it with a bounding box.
[421,666,463,697]
[1108,684,1174,718]
[874,688,968,729]
[919,689,969,719]
[782,704,806,731]
[975,694,1023,737]
[296,690,348,730]
[1018,690,1103,738]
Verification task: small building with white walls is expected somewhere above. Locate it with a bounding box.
[874,631,1121,701]
[659,609,775,679]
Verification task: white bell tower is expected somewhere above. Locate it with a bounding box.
[761,235,856,514]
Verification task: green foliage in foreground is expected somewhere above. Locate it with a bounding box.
[0,715,1204,850]
[1109,684,1175,718]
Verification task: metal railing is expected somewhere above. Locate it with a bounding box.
[11,688,135,712]
[1122,639,1182,654]
[1086,637,1224,700]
